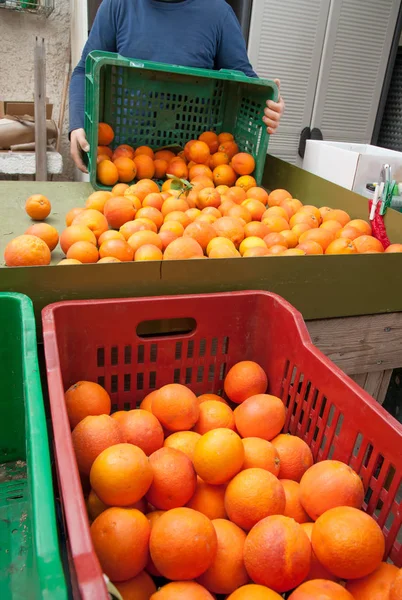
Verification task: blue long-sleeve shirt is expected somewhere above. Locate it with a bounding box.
[69,0,257,132]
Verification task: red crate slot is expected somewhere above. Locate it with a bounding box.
[42,291,402,600]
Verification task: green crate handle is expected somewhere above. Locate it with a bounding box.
[85,51,278,191]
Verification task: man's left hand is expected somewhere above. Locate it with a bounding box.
[263,79,285,135]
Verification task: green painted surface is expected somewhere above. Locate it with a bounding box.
[0,157,402,327]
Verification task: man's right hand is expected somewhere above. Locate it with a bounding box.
[70,128,90,173]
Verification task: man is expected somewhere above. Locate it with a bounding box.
[70,0,285,172]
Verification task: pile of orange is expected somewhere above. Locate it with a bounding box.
[3,127,402,266]
[63,363,400,599]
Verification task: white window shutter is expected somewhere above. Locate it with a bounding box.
[311,0,401,143]
[248,0,331,164]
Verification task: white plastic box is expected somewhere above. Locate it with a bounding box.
[302,140,402,196]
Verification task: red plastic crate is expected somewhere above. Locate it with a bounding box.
[42,292,402,599]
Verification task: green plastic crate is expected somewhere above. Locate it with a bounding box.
[0,293,67,599]
[85,51,278,191]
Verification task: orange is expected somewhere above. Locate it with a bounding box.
[58,258,82,265]
[354,235,385,253]
[65,207,84,226]
[145,510,165,576]
[236,175,257,191]
[152,383,199,431]
[91,507,149,581]
[104,196,136,228]
[142,193,164,211]
[98,122,114,145]
[164,210,192,229]
[280,198,302,217]
[289,212,319,229]
[126,194,142,211]
[199,131,219,153]
[210,151,230,169]
[227,585,282,600]
[242,438,280,475]
[186,208,202,222]
[151,581,214,600]
[218,140,239,159]
[280,479,310,524]
[298,228,334,251]
[164,431,201,462]
[97,160,119,186]
[231,152,255,176]
[25,194,51,220]
[127,179,160,198]
[281,248,305,256]
[193,400,235,434]
[213,164,237,187]
[193,428,244,484]
[271,434,313,482]
[150,507,217,579]
[118,409,164,455]
[186,477,226,519]
[268,189,292,207]
[267,244,287,255]
[134,155,156,180]
[300,522,338,582]
[225,468,285,530]
[154,150,175,162]
[390,569,402,600]
[98,145,114,159]
[114,571,156,600]
[292,223,312,239]
[288,580,354,600]
[263,232,289,249]
[348,218,372,236]
[87,488,147,521]
[244,515,311,592]
[161,197,189,216]
[298,204,321,222]
[280,230,299,248]
[4,234,51,267]
[71,414,123,475]
[322,208,351,227]
[113,157,137,183]
[67,241,99,263]
[218,132,234,143]
[146,447,196,509]
[113,145,135,161]
[320,219,343,234]
[262,207,289,221]
[234,394,286,440]
[202,206,221,218]
[227,187,247,204]
[337,225,362,240]
[197,393,228,405]
[299,459,364,520]
[228,204,252,224]
[212,217,245,247]
[224,360,268,404]
[262,216,290,233]
[128,230,162,254]
[139,390,158,412]
[97,154,111,165]
[197,519,248,594]
[121,219,157,238]
[65,381,111,429]
[209,245,240,258]
[244,222,270,239]
[90,442,153,506]
[159,230,179,250]
[98,230,125,245]
[247,187,269,204]
[296,241,323,255]
[163,237,204,260]
[346,562,399,599]
[197,188,221,209]
[206,236,237,255]
[135,145,154,158]
[188,141,211,164]
[135,244,163,261]
[153,158,168,179]
[136,206,164,229]
[189,164,214,181]
[312,506,385,579]
[86,191,113,212]
[386,243,402,253]
[25,223,59,251]
[241,199,266,221]
[325,238,357,254]
[239,237,267,255]
[72,209,108,240]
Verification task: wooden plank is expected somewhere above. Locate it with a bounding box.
[350,370,392,404]
[34,37,47,182]
[307,314,402,374]
[376,370,393,405]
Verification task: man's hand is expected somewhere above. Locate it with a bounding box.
[70,128,90,173]
[263,79,285,135]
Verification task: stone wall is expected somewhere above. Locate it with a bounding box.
[0,2,73,180]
